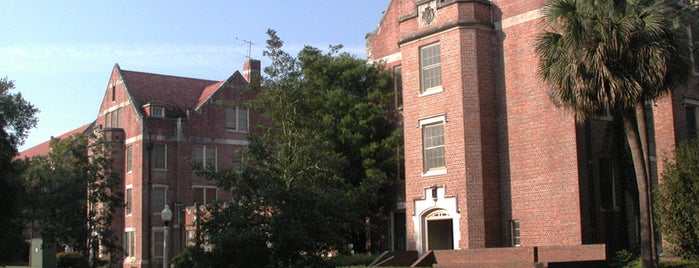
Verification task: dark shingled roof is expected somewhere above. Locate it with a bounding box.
[120,70,220,110]
[15,121,95,160]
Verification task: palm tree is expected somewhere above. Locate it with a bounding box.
[536,0,693,266]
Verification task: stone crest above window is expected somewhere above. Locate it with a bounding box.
[419,1,437,28]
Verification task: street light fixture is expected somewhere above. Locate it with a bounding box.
[161,205,173,268]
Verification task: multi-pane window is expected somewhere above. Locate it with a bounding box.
[511,220,521,247]
[192,186,217,205]
[421,116,446,173]
[394,66,403,109]
[420,43,442,92]
[153,144,167,170]
[152,185,167,215]
[124,229,135,258]
[193,146,217,171]
[151,106,165,118]
[152,228,164,260]
[105,108,122,128]
[687,105,698,140]
[125,186,133,216]
[226,107,249,132]
[126,146,133,173]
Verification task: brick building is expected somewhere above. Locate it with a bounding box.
[366,0,699,265]
[19,59,261,267]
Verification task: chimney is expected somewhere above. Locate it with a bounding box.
[242,59,261,83]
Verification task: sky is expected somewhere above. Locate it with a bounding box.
[1,1,389,152]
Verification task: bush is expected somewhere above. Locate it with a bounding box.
[656,139,699,260]
[56,251,88,268]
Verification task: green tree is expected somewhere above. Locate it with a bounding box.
[191,29,399,267]
[536,0,695,266]
[0,77,38,263]
[23,133,123,267]
[656,139,699,260]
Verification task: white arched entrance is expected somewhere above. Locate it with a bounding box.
[412,186,460,254]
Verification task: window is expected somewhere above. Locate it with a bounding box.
[511,220,521,247]
[111,86,116,102]
[599,158,618,210]
[152,185,168,215]
[226,107,249,132]
[124,229,135,258]
[394,66,403,109]
[420,43,442,93]
[153,144,167,170]
[691,25,699,73]
[125,185,133,216]
[152,106,165,118]
[687,105,698,140]
[192,186,217,205]
[152,228,164,260]
[126,146,133,173]
[104,108,122,128]
[193,146,217,171]
[421,116,446,174]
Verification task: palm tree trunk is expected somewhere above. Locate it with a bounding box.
[635,104,659,267]
[623,109,655,268]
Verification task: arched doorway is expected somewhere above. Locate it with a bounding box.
[424,209,453,251]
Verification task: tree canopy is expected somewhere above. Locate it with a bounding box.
[656,139,699,260]
[0,77,37,263]
[23,133,123,267]
[184,29,401,267]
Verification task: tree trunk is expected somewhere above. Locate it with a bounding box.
[623,110,655,268]
[635,104,659,267]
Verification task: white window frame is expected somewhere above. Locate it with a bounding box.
[226,107,249,132]
[153,144,167,171]
[511,220,521,247]
[193,145,218,171]
[124,228,136,260]
[152,184,168,216]
[151,106,165,118]
[126,146,133,173]
[419,42,443,95]
[125,184,133,216]
[420,115,447,176]
[192,185,218,205]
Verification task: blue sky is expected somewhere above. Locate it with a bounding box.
[1,1,389,151]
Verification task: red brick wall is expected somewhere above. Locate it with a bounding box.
[493,4,583,246]
[94,63,256,267]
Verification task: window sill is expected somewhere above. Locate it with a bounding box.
[419,86,443,97]
[422,168,447,177]
[226,129,249,133]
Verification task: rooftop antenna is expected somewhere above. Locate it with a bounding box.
[236,37,254,60]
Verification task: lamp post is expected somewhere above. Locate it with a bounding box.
[161,205,173,268]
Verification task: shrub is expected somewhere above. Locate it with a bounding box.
[56,251,88,268]
[656,139,699,260]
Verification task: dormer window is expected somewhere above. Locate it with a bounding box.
[144,103,165,118]
[152,106,164,118]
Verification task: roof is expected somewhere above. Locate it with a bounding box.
[119,70,221,111]
[16,121,95,160]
